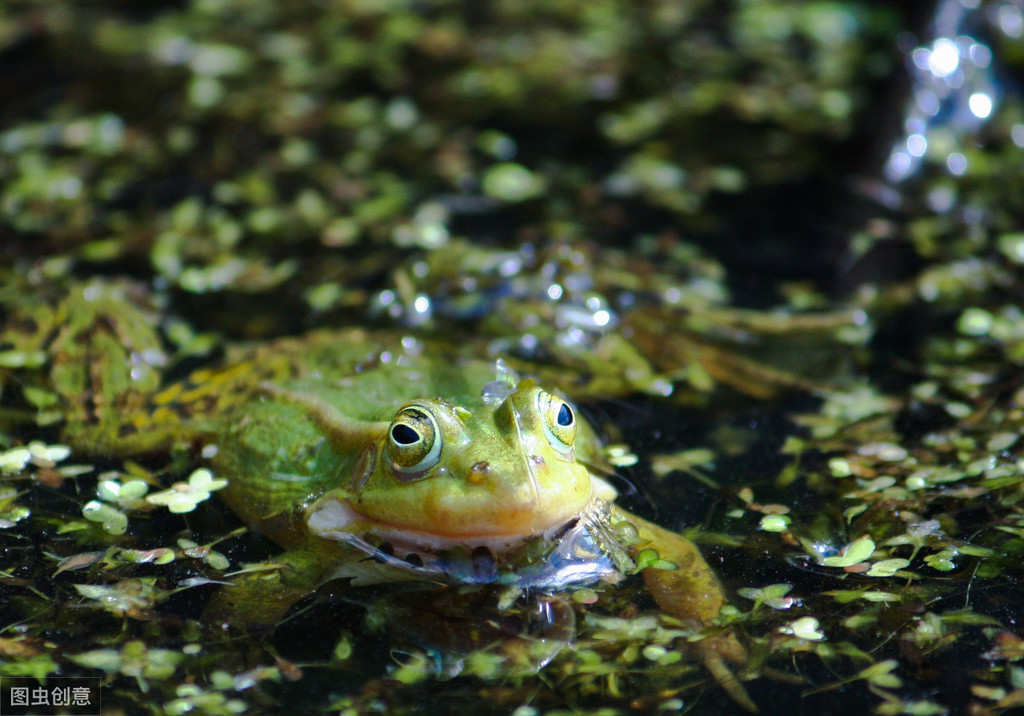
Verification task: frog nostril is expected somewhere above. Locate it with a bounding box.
[467,461,490,484]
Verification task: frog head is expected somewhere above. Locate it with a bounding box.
[307,381,599,553]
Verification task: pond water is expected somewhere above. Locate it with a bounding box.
[2,1,1024,715]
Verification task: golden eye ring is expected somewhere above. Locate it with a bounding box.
[385,406,441,482]
[537,391,576,457]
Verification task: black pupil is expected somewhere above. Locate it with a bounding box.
[391,424,420,445]
[556,402,573,427]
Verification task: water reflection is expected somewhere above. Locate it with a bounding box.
[884,0,1016,183]
[367,586,577,679]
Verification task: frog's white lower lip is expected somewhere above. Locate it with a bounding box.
[309,494,627,589]
[307,495,574,554]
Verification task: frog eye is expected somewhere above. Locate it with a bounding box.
[537,391,576,457]
[386,407,441,482]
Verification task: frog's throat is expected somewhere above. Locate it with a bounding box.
[307,492,607,555]
[317,497,627,588]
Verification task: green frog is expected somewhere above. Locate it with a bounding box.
[3,288,753,708]
[169,329,754,710]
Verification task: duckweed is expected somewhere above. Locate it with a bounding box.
[145,468,227,514]
[3,0,1024,713]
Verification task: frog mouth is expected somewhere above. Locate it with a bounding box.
[307,496,632,588]
[308,494,575,553]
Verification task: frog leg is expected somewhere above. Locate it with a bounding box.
[257,382,388,453]
[612,506,756,712]
[204,548,340,629]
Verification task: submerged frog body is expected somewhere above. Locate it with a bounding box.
[188,332,753,709]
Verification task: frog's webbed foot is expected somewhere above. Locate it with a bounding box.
[655,583,757,713]
[204,549,336,629]
[612,506,756,711]
[703,652,758,713]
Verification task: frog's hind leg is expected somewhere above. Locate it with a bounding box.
[613,507,757,712]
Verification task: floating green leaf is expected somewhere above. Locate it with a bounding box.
[857,659,902,689]
[634,548,677,571]
[146,468,227,513]
[781,616,825,641]
[866,558,911,577]
[759,514,791,532]
[820,537,875,568]
[738,583,795,610]
[82,500,128,535]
